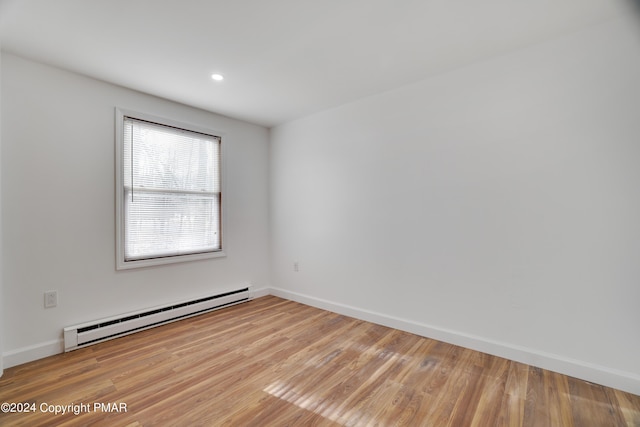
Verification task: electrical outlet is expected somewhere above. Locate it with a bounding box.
[293,262,299,272]
[44,290,58,308]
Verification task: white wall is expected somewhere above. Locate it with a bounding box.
[1,53,270,366]
[270,17,640,394]
[0,37,4,376]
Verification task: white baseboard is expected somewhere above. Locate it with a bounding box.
[250,286,271,299]
[5,287,639,396]
[3,339,64,369]
[269,287,640,396]
[2,287,271,370]
[3,284,269,369]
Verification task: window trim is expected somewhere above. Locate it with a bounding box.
[115,107,226,270]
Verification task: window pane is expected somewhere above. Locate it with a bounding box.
[124,190,221,260]
[123,118,220,193]
[121,115,222,264]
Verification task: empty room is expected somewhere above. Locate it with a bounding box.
[1,0,640,425]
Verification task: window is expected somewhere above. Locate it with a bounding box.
[116,109,225,269]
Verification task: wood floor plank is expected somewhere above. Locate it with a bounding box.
[497,360,529,427]
[613,388,640,427]
[468,356,510,426]
[567,376,628,427]
[1,295,638,426]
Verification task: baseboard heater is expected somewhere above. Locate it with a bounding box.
[63,285,252,352]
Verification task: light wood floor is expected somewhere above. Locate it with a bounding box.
[1,296,639,426]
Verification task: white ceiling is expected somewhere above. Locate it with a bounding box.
[0,0,629,127]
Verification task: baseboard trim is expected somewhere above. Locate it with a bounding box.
[5,287,639,395]
[269,287,640,396]
[250,286,271,299]
[3,339,64,369]
[3,287,273,369]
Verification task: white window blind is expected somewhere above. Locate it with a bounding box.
[122,116,222,262]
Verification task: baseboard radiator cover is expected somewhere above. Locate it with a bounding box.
[63,285,252,352]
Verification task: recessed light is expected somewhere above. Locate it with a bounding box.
[211,73,224,81]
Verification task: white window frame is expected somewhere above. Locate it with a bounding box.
[115,108,226,270]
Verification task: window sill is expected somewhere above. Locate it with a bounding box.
[116,250,226,270]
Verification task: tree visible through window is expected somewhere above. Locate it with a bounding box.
[116,111,223,269]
